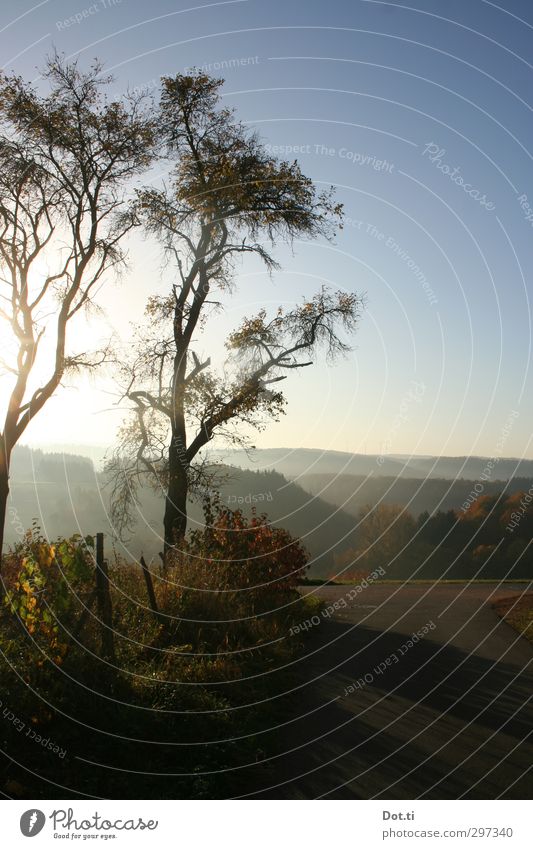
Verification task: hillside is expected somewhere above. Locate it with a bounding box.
[6,447,357,577]
[298,473,533,518]
[8,446,533,580]
[206,447,533,481]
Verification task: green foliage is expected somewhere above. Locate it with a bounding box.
[159,72,342,240]
[3,525,95,663]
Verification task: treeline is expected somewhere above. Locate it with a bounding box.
[10,445,95,483]
[9,448,533,580]
[301,472,533,519]
[335,493,533,581]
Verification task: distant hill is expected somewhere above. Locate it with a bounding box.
[25,443,533,481]
[5,447,357,577]
[206,447,533,481]
[20,443,108,468]
[8,445,533,579]
[298,473,533,518]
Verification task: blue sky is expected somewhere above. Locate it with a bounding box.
[1,0,533,460]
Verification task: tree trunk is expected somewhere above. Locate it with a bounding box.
[163,437,188,559]
[0,441,10,575]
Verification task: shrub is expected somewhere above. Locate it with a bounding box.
[0,509,310,798]
[3,525,94,665]
[165,498,309,650]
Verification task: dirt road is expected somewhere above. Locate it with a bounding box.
[244,583,533,799]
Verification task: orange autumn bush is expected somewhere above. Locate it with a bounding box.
[165,499,309,647]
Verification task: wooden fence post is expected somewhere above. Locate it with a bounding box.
[140,555,163,623]
[95,532,115,662]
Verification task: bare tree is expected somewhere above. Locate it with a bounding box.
[0,56,155,566]
[108,72,362,556]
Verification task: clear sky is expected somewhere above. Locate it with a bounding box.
[1,0,533,461]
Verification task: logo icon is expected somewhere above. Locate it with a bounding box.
[20,810,46,837]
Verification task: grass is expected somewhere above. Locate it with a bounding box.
[492,592,533,646]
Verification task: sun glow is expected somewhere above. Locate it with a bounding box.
[0,252,114,435]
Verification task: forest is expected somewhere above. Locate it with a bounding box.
[7,446,532,581]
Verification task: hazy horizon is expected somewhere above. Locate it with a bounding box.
[17,440,533,465]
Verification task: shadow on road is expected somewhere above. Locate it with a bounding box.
[245,617,533,799]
